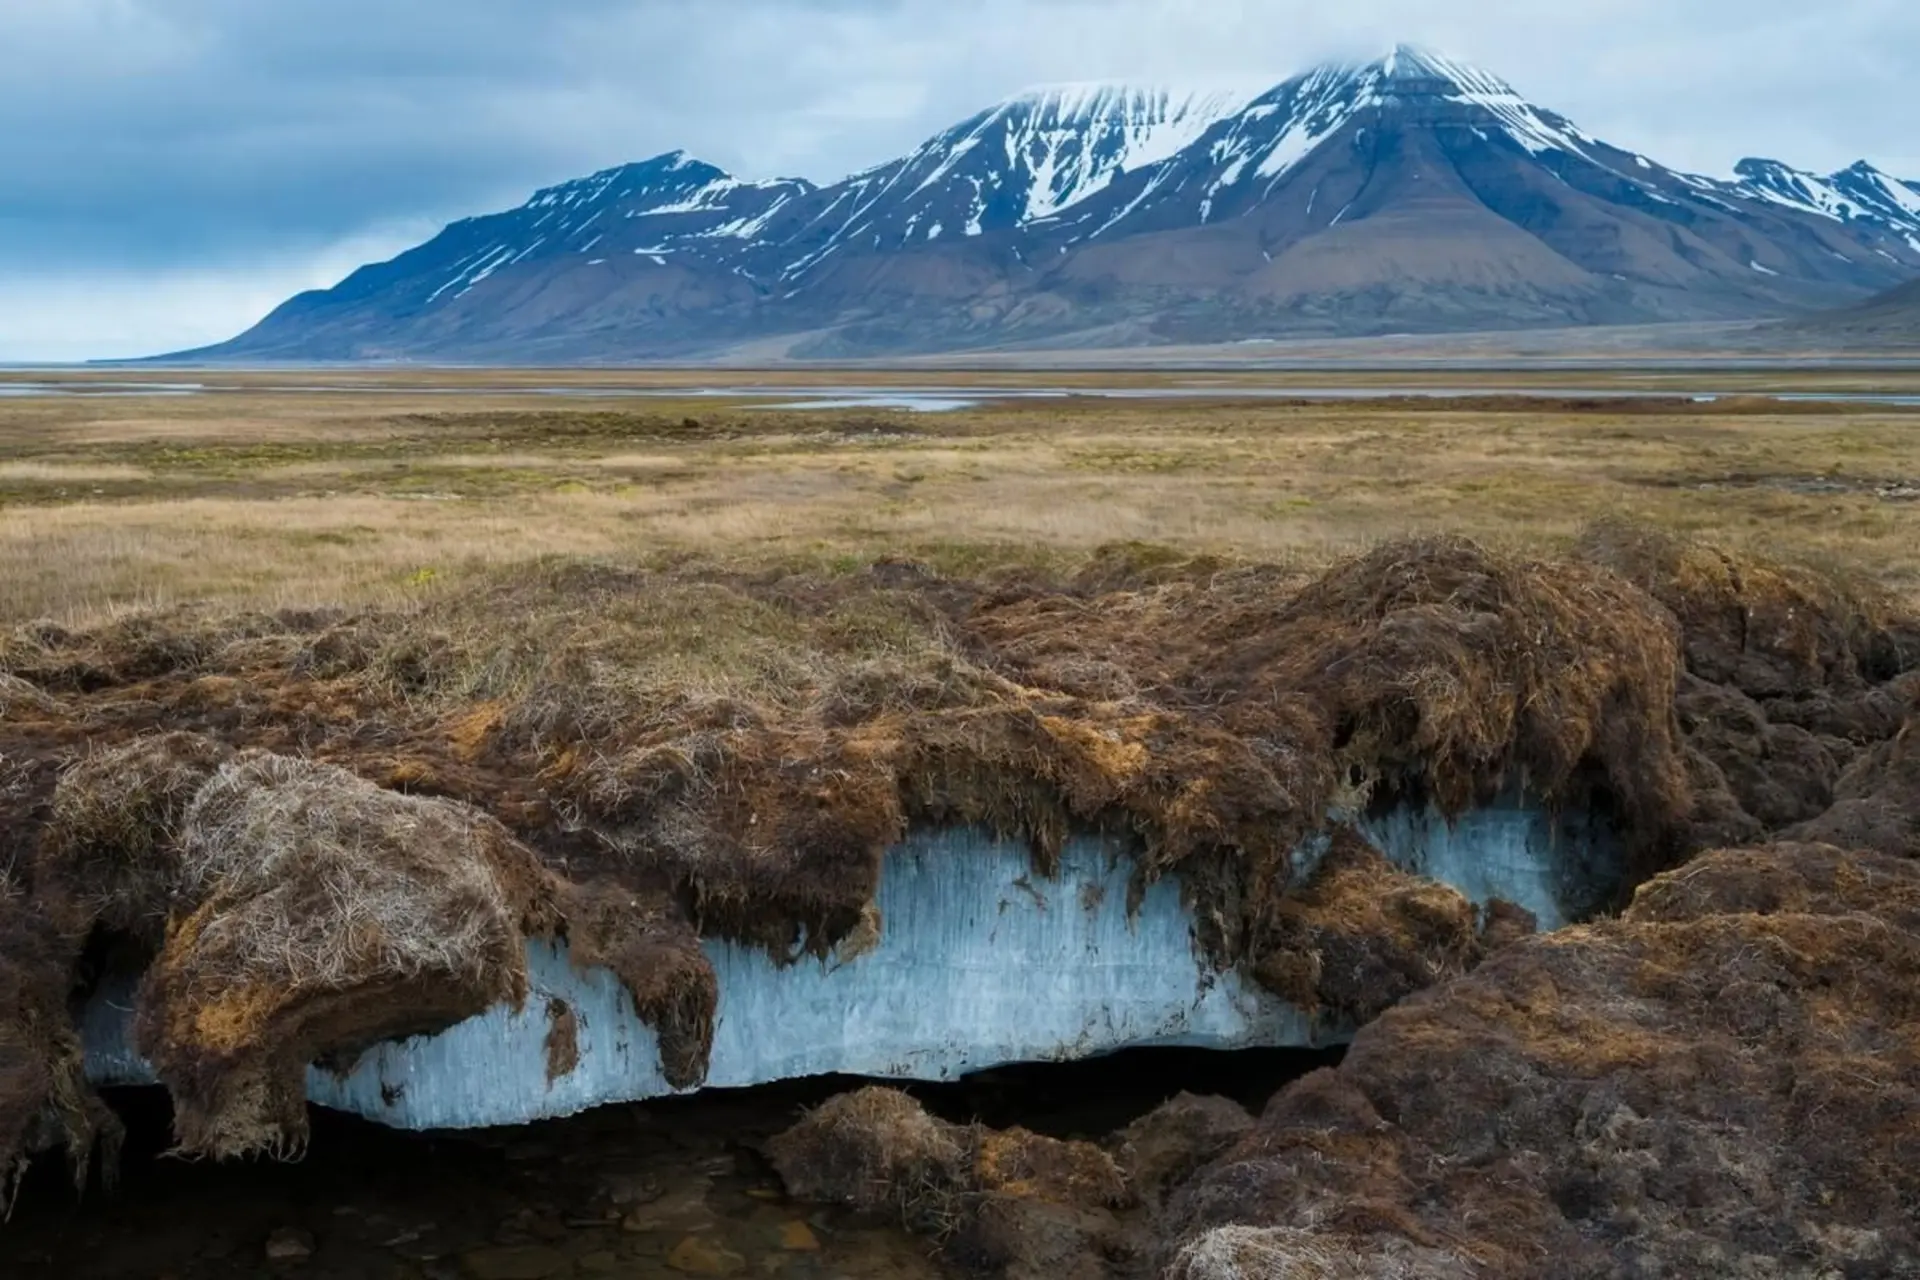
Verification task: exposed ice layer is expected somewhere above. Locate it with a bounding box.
[85,830,1319,1128]
[1360,795,1624,932]
[83,805,1614,1131]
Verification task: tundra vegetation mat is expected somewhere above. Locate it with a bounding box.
[1,385,1919,1277]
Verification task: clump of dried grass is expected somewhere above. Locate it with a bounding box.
[1163,842,1920,1276]
[1784,710,1920,857]
[1210,535,1691,850]
[135,750,555,1157]
[2,609,305,692]
[1109,1093,1254,1211]
[0,674,61,720]
[1166,1226,1477,1280]
[1576,516,1919,695]
[766,1087,973,1232]
[0,883,120,1217]
[1625,839,1920,928]
[173,751,541,990]
[768,1084,1133,1268]
[554,880,715,1090]
[1254,830,1483,1024]
[38,733,234,944]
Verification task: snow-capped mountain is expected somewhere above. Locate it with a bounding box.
[300,151,817,321]
[1728,159,1920,246]
[1044,47,1627,239]
[187,46,1920,361]
[774,83,1252,279]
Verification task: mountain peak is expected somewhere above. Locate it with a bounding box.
[1004,81,1258,112]
[1376,44,1445,76]
[1363,46,1520,97]
[199,44,1920,364]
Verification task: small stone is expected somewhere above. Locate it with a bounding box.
[667,1235,747,1276]
[266,1228,316,1263]
[458,1244,570,1280]
[777,1221,820,1253]
[744,1188,784,1203]
[620,1179,715,1234]
[603,1172,666,1207]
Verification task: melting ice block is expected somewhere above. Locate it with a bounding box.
[83,801,1620,1131]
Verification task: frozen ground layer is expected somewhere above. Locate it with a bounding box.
[84,800,1620,1130]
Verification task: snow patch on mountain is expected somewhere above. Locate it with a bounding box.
[1729,158,1920,235]
[1008,83,1256,219]
[1374,48,1600,159]
[775,80,1254,277]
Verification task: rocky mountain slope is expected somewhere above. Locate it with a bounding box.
[183,47,1920,361]
[1780,275,1920,347]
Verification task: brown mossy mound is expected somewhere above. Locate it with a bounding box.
[0,674,62,721]
[37,733,234,945]
[571,536,1688,972]
[135,750,559,1158]
[1160,842,1920,1278]
[1674,675,1843,829]
[1626,840,1920,927]
[765,1086,973,1231]
[1109,1094,1255,1212]
[767,1085,1129,1268]
[1575,517,1917,699]
[1192,537,1688,847]
[975,537,1689,848]
[1575,521,1920,857]
[1252,829,1483,1025]
[1165,1226,1477,1280]
[972,1124,1129,1208]
[0,884,119,1215]
[23,739,716,1160]
[1783,710,1920,858]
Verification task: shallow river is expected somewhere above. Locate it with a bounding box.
[3,381,1919,411]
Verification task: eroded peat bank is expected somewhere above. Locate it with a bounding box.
[2,379,1919,1278]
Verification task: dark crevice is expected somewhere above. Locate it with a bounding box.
[0,1046,1334,1278]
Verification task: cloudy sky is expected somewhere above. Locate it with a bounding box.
[1,0,1915,361]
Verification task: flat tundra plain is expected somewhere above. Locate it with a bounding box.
[4,367,1920,624]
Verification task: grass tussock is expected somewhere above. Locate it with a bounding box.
[766,1087,974,1232]
[38,734,234,945]
[0,882,121,1216]
[1255,830,1489,1024]
[1575,516,1920,696]
[1160,843,1920,1277]
[1166,1226,1476,1280]
[33,739,716,1159]
[765,1085,1126,1248]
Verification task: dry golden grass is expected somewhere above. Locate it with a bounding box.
[3,381,1920,624]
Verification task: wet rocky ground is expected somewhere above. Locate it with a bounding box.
[0,1050,1325,1280]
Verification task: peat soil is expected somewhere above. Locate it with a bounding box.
[0,1048,1331,1280]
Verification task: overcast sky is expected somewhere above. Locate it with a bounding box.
[1,0,1915,361]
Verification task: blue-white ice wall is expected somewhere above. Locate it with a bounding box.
[82,800,1619,1131]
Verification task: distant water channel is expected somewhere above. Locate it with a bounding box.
[4,380,1920,412]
